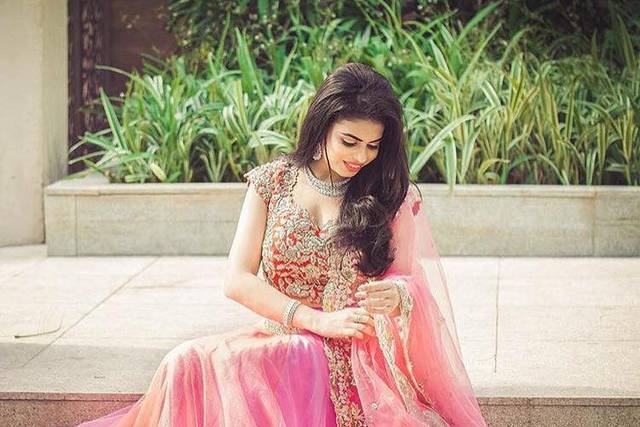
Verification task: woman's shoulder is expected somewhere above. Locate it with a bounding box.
[243,154,292,184]
[242,155,294,206]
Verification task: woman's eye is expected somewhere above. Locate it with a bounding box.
[342,140,379,150]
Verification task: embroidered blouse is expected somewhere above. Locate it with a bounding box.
[243,155,369,312]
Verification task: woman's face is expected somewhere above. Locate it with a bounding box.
[322,118,384,178]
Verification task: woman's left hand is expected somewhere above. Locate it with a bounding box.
[354,279,401,317]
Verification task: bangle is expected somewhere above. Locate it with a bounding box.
[283,299,302,327]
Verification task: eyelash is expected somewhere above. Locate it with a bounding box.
[342,140,379,150]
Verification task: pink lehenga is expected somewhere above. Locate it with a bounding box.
[78,155,487,427]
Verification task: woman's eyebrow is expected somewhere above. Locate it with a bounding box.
[339,132,382,144]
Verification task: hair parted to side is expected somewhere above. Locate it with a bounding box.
[289,62,420,277]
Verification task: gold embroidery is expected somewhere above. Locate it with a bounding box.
[247,156,334,308]
[322,337,367,427]
[259,317,302,336]
[395,278,430,401]
[375,278,452,425]
[245,156,369,425]
[320,241,369,426]
[376,314,444,422]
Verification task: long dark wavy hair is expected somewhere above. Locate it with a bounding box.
[288,62,419,278]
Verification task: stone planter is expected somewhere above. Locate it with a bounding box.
[44,173,640,256]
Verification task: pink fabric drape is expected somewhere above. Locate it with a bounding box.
[351,186,487,426]
[77,327,336,426]
[77,186,486,427]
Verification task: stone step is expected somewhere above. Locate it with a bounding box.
[1,246,639,426]
[1,392,639,426]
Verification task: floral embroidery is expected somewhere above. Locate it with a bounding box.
[243,159,285,208]
[244,155,334,308]
[322,232,369,426]
[243,155,368,425]
[323,336,367,427]
[394,277,429,400]
[375,280,450,424]
[259,317,302,335]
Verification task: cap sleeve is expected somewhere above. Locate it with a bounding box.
[243,159,284,207]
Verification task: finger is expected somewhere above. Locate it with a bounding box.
[356,285,395,300]
[357,288,392,301]
[355,323,375,336]
[350,322,365,333]
[358,281,393,293]
[367,290,394,300]
[352,321,375,334]
[367,306,390,315]
[365,300,393,314]
[350,309,373,321]
[346,328,363,339]
[354,308,376,327]
[357,297,387,311]
[354,307,373,317]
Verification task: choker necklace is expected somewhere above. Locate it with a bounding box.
[303,164,350,197]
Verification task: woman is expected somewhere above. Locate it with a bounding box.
[78,62,487,426]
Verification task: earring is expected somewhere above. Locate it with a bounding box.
[312,145,322,160]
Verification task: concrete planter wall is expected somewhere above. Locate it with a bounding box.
[44,173,640,256]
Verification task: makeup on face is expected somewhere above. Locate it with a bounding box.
[336,128,382,173]
[310,119,384,181]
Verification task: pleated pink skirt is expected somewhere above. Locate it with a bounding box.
[77,324,337,427]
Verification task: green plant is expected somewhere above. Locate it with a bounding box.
[70,0,640,187]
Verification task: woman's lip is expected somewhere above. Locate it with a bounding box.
[344,161,362,171]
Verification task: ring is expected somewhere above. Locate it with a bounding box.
[355,314,361,323]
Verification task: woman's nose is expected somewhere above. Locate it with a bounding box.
[356,148,368,164]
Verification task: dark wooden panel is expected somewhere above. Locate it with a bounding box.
[68,0,177,174]
[67,0,110,174]
[106,0,177,96]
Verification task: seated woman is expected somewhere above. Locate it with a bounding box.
[77,62,487,427]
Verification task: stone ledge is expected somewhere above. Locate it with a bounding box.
[44,173,640,256]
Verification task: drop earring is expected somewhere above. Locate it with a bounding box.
[312,145,323,160]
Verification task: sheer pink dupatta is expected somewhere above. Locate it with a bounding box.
[351,187,487,426]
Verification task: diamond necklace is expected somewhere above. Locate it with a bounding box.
[303,164,350,197]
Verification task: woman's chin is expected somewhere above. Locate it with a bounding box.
[339,169,356,178]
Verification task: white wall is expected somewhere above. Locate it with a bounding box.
[0,0,68,246]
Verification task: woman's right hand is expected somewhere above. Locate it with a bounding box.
[310,307,376,339]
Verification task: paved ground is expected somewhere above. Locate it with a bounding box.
[1,244,639,401]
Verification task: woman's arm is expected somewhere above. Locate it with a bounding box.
[223,182,318,331]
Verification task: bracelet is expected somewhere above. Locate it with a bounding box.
[282,298,302,327]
